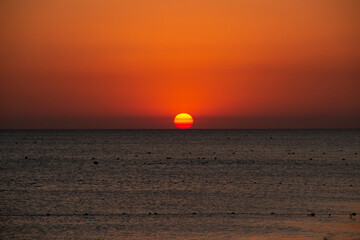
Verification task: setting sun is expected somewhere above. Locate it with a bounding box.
[174,113,193,129]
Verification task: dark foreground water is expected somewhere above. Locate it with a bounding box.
[0,130,359,240]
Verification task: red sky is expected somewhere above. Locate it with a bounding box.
[1,0,359,129]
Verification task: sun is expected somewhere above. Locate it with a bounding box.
[174,113,194,129]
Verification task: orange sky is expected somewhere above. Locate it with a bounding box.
[0,0,359,128]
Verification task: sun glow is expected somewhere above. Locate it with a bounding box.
[174,113,194,129]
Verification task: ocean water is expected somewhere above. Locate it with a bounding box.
[0,130,359,240]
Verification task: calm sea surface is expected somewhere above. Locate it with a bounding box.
[0,130,359,239]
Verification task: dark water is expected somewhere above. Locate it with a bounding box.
[0,130,359,239]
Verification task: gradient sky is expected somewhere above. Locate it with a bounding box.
[1,0,359,129]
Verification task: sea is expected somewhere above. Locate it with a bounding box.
[0,130,359,240]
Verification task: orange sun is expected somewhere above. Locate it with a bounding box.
[174,113,194,129]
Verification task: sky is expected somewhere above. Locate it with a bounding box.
[0,0,359,129]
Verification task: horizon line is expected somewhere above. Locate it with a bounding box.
[1,128,359,131]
